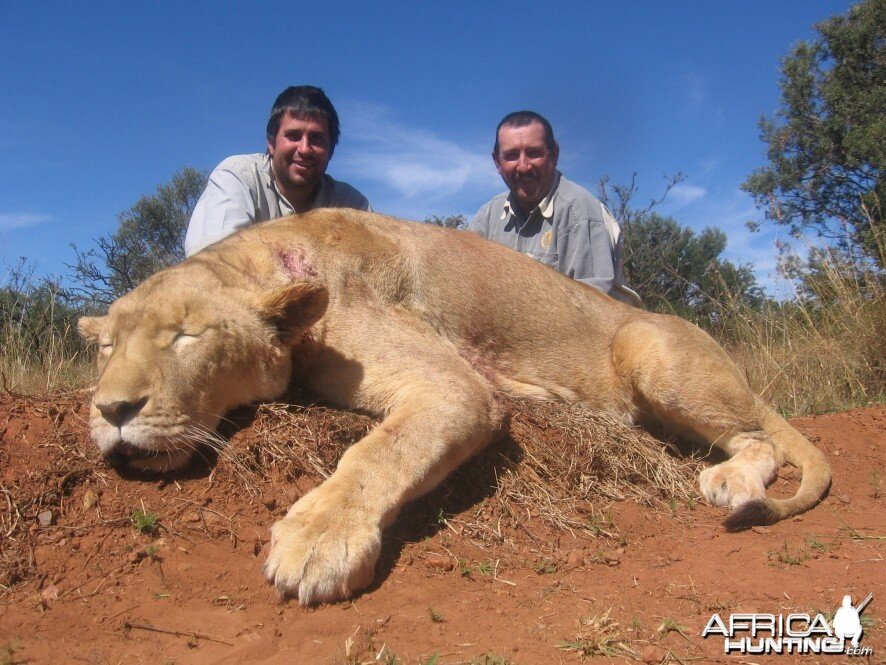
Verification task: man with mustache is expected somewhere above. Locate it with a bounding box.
[469,111,641,306]
[185,86,369,257]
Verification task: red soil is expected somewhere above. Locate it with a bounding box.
[0,392,883,664]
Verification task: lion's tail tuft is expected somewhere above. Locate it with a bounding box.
[723,499,779,531]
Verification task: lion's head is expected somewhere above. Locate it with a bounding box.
[78,261,328,472]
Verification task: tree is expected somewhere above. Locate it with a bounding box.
[742,0,885,268]
[69,166,207,310]
[622,213,762,317]
[423,214,467,230]
[599,174,763,321]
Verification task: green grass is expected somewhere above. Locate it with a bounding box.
[130,508,159,534]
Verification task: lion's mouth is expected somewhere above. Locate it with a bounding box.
[103,440,160,467]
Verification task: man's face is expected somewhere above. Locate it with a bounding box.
[493,121,559,213]
[268,113,332,196]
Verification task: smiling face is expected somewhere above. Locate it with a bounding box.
[268,112,333,207]
[493,121,559,214]
[78,268,328,472]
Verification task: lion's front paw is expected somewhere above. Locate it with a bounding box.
[263,501,381,605]
[699,462,766,508]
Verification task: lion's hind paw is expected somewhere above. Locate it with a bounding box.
[264,511,380,606]
[699,461,766,509]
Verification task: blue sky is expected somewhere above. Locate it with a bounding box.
[0,1,855,296]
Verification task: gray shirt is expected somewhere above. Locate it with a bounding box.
[469,172,642,306]
[184,153,370,256]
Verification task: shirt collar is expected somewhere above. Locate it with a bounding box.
[500,171,560,221]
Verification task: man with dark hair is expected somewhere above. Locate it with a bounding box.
[185,86,369,256]
[470,111,641,306]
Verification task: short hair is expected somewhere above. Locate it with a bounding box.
[266,86,341,154]
[493,110,557,155]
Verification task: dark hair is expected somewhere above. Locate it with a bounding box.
[266,86,341,154]
[493,110,557,155]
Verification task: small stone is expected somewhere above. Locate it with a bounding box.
[424,553,453,571]
[641,644,666,663]
[82,489,98,511]
[602,549,622,565]
[838,494,851,504]
[566,550,585,568]
[41,584,60,603]
[129,550,144,564]
[37,510,54,527]
[203,511,222,526]
[184,511,202,523]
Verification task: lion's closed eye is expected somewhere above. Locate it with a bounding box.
[172,330,203,351]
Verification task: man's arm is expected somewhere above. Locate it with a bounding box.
[184,167,256,257]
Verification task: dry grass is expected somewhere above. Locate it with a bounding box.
[219,400,375,491]
[557,610,641,660]
[0,279,93,395]
[221,396,703,542]
[715,237,885,415]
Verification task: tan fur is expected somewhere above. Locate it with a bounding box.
[79,209,831,604]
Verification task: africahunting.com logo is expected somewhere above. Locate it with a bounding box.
[702,593,873,657]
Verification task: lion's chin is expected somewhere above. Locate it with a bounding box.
[100,439,194,473]
[124,448,194,473]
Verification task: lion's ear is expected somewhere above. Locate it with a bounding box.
[78,316,107,343]
[258,282,329,343]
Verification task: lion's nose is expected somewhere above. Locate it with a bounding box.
[95,397,148,427]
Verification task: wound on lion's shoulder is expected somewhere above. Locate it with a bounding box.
[277,246,318,280]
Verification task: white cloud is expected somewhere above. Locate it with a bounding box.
[336,101,500,202]
[0,213,51,231]
[669,183,707,206]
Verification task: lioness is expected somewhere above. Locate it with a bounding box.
[79,209,831,605]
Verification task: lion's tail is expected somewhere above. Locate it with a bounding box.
[724,401,832,531]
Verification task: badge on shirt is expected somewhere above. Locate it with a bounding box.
[540,230,553,250]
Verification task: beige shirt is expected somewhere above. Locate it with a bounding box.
[185,153,369,256]
[469,172,642,306]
